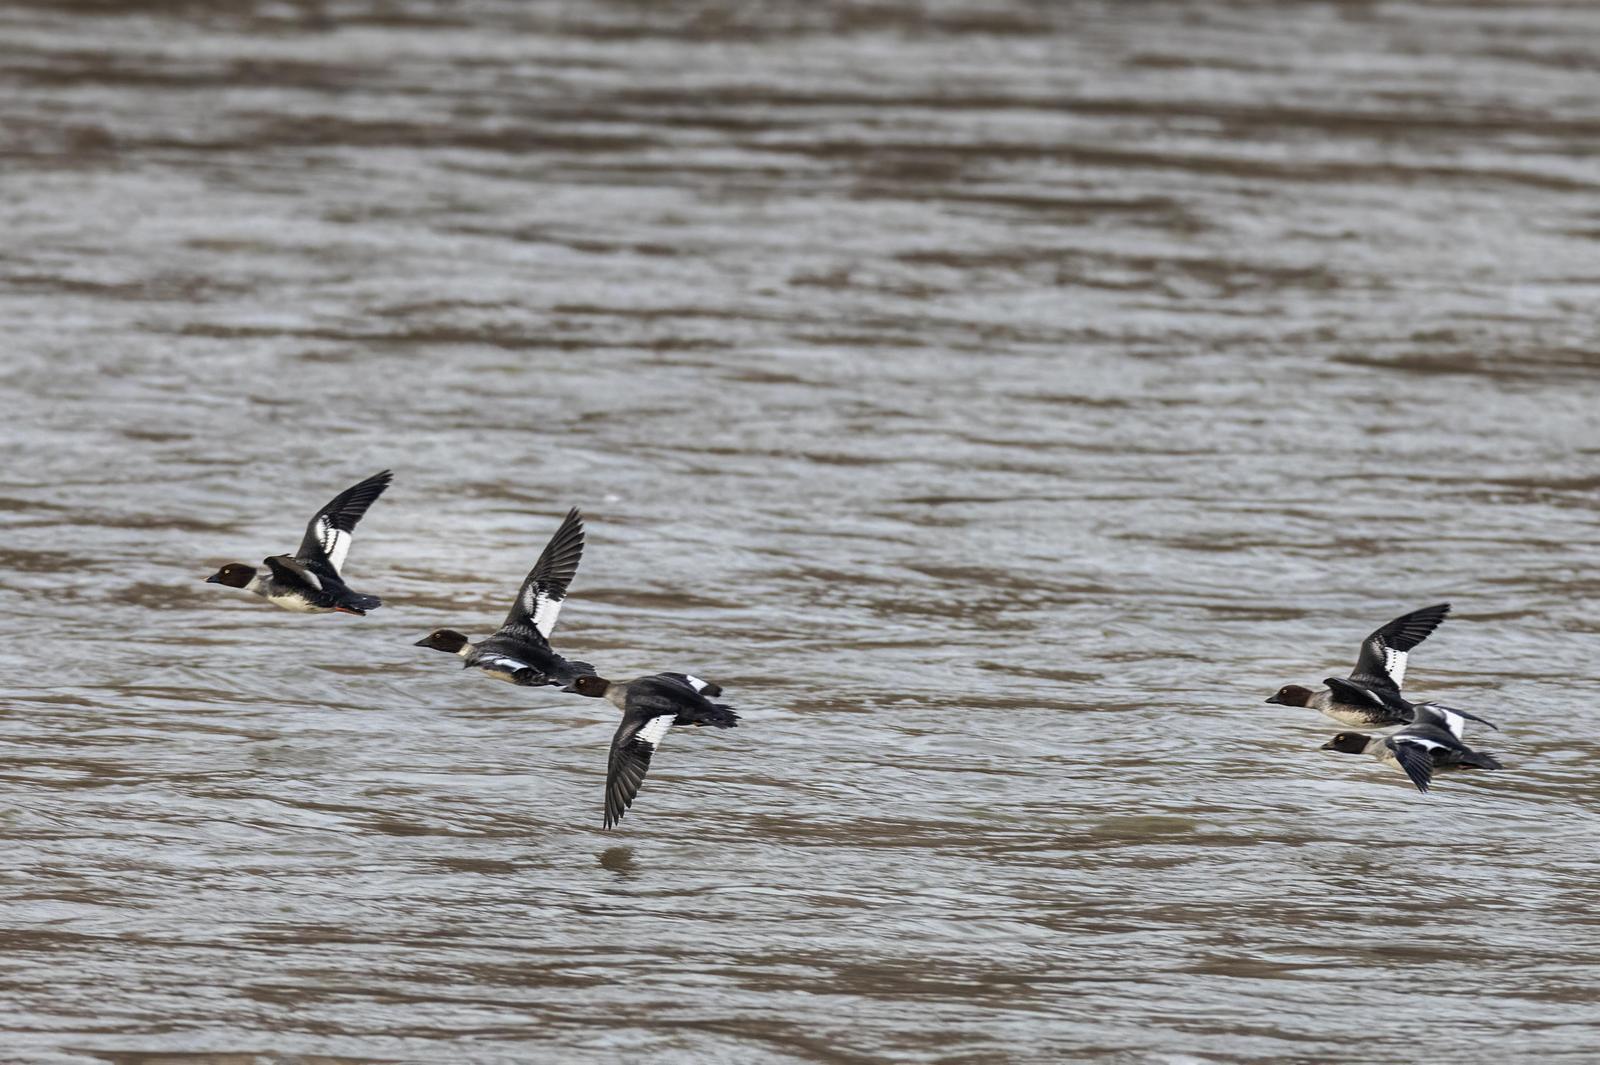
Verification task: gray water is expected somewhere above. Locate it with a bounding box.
[3,2,1600,1062]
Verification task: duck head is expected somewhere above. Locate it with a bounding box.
[1321,732,1372,755]
[205,562,256,588]
[414,629,470,654]
[1266,684,1315,707]
[566,675,611,698]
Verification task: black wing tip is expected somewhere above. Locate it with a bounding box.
[1372,602,1453,653]
[343,469,395,499]
[1389,741,1436,793]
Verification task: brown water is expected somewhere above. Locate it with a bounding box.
[3,2,1600,1062]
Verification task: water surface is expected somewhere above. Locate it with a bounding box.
[2,2,1600,1062]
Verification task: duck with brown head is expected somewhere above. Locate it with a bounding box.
[204,469,392,615]
[1320,714,1503,794]
[1263,603,1493,732]
[413,507,595,687]
[568,672,739,830]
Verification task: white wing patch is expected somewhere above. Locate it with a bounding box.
[521,584,565,639]
[1413,704,1466,739]
[637,715,675,750]
[482,655,530,672]
[683,674,710,693]
[317,518,354,574]
[1382,646,1409,687]
[1395,734,1445,753]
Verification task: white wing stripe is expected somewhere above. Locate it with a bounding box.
[1415,705,1466,739]
[683,674,709,693]
[525,586,565,638]
[1383,646,1408,687]
[637,715,674,749]
[319,518,354,574]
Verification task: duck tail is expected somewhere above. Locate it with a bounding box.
[1460,750,1503,771]
[692,702,740,729]
[337,592,381,614]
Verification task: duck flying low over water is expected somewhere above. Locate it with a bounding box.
[567,672,739,830]
[1264,603,1494,728]
[205,469,392,615]
[415,507,595,687]
[1321,706,1504,793]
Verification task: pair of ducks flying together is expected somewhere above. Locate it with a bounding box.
[1267,602,1503,792]
[204,470,738,829]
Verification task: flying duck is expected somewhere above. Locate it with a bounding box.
[567,672,738,829]
[415,507,595,687]
[1265,603,1492,730]
[204,469,392,615]
[1321,706,1503,793]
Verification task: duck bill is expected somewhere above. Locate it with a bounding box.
[204,572,223,584]
[1319,740,1336,750]
[412,637,432,647]
[1264,695,1283,705]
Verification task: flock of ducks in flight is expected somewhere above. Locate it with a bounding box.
[1266,602,1502,791]
[205,472,1505,825]
[203,470,738,829]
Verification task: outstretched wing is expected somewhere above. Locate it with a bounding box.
[503,508,584,639]
[604,713,674,830]
[296,470,393,575]
[1387,734,1442,793]
[1350,603,1450,691]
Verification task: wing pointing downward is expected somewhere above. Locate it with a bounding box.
[604,713,673,830]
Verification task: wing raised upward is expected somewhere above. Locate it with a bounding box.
[502,507,584,639]
[1350,603,1450,691]
[295,470,393,575]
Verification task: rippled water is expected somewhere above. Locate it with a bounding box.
[3,2,1600,1062]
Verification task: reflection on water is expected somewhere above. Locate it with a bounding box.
[599,846,638,877]
[3,1,1600,1063]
